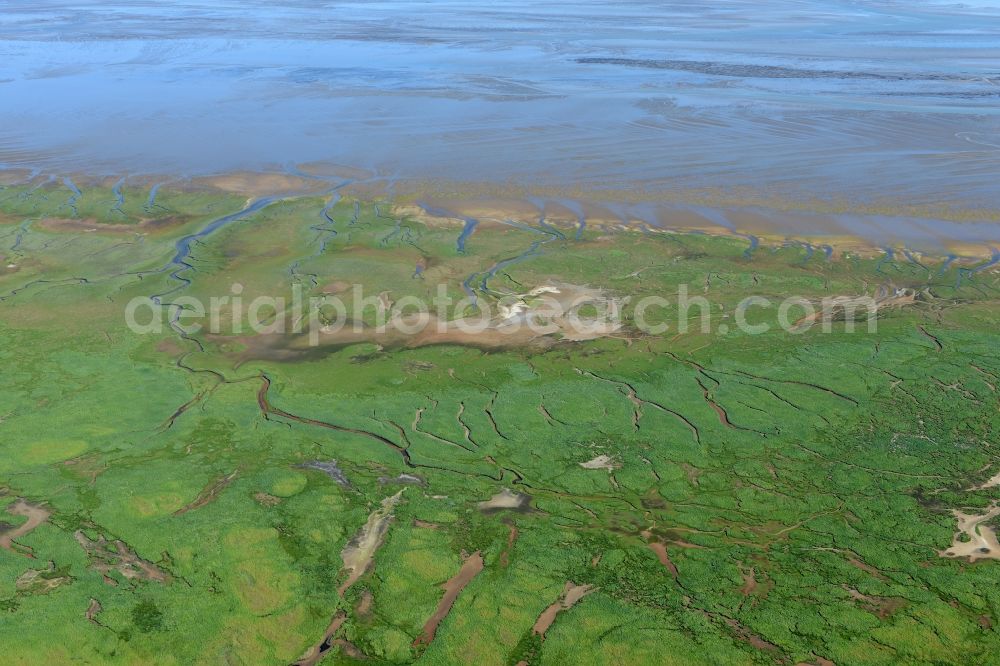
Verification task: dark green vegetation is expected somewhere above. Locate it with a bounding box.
[1,176,999,665]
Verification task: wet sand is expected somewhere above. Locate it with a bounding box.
[395,194,1000,258]
[191,172,326,198]
[6,169,1000,254]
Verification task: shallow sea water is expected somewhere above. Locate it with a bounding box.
[1,0,999,241]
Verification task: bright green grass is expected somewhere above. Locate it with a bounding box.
[1,181,999,664]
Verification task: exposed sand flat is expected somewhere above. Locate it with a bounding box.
[389,180,1000,224]
[193,172,326,197]
[392,204,493,231]
[478,488,531,512]
[0,499,51,557]
[395,199,666,236]
[940,503,1000,562]
[237,282,625,362]
[580,454,620,472]
[417,197,543,223]
[293,162,374,181]
[338,490,404,595]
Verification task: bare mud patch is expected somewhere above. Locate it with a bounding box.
[294,612,348,666]
[0,499,51,557]
[845,587,907,619]
[37,215,190,234]
[74,531,171,583]
[413,550,484,647]
[254,491,282,506]
[379,473,424,486]
[531,582,596,637]
[174,470,238,515]
[85,598,103,625]
[16,563,71,594]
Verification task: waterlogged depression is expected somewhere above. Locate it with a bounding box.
[1,0,999,219]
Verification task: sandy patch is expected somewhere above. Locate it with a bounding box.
[386,186,1000,260]
[320,280,352,295]
[939,503,1000,562]
[478,488,531,513]
[972,470,1000,491]
[194,171,326,197]
[580,454,620,472]
[338,490,404,595]
[236,281,624,363]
